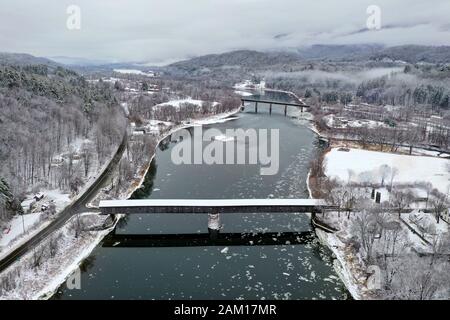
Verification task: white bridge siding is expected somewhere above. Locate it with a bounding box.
[99,199,331,215]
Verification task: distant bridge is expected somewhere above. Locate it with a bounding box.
[99,199,332,215]
[240,98,310,116]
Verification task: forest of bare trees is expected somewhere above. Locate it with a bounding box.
[0,65,126,228]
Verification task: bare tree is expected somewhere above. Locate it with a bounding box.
[379,165,391,187]
[49,236,59,257]
[389,167,399,192]
[390,189,414,218]
[430,189,448,224]
[352,208,379,263]
[31,247,45,269]
[81,142,93,177]
[387,258,440,300]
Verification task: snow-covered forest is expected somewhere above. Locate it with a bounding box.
[0,64,126,229]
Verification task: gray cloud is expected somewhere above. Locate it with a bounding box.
[1,0,450,64]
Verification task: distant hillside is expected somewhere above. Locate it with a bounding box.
[296,44,384,61]
[168,50,302,71]
[0,52,60,68]
[370,45,450,63]
[166,45,450,74]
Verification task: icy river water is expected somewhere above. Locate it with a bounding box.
[53,91,348,300]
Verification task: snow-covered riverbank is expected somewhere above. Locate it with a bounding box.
[0,108,241,300]
[308,145,450,300]
[121,108,241,202]
[0,213,116,300]
[306,170,366,299]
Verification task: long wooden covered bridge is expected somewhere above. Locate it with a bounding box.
[99,199,334,248]
[99,199,332,215]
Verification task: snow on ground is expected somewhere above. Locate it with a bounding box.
[20,188,71,213]
[144,119,173,134]
[42,190,71,212]
[233,80,265,91]
[324,114,386,129]
[156,98,219,109]
[325,148,450,194]
[1,134,115,259]
[113,69,155,77]
[89,108,241,209]
[316,229,365,300]
[188,114,239,126]
[0,213,43,247]
[0,213,116,300]
[234,90,252,97]
[397,146,450,158]
[1,108,242,299]
[148,120,172,126]
[0,189,71,256]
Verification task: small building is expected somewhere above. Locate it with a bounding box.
[34,192,44,201]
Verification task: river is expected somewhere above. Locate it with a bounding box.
[53,91,348,300]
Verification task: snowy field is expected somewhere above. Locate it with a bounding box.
[325,148,450,194]
[0,213,43,247]
[156,98,219,109]
[234,90,253,97]
[324,114,387,129]
[113,69,155,77]
[0,189,71,257]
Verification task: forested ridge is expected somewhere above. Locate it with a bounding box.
[0,64,126,225]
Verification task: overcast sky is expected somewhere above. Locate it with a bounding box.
[1,0,450,64]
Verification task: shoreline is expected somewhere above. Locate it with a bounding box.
[306,150,368,300]
[305,158,364,300]
[5,98,369,300]
[259,87,362,299]
[305,117,367,300]
[37,108,241,300]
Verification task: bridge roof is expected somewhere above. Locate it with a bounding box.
[99,199,326,208]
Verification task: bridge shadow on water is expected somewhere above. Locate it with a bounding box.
[102,229,316,248]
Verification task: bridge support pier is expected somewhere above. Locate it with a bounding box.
[284,105,287,116]
[208,213,221,240]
